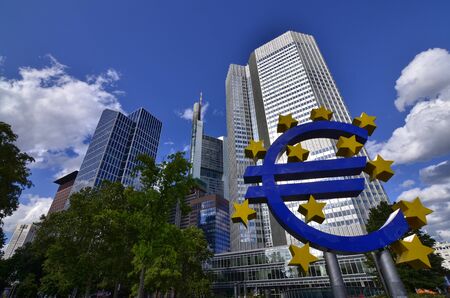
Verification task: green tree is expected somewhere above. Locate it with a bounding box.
[128,153,197,297]
[0,122,34,248]
[2,152,212,297]
[175,227,213,297]
[37,182,135,297]
[0,242,45,297]
[366,201,449,292]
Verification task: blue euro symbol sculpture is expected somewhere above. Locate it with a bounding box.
[243,121,409,254]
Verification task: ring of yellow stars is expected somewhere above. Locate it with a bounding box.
[231,199,257,228]
[277,114,298,133]
[393,197,433,230]
[288,243,319,274]
[364,155,394,182]
[286,144,309,162]
[298,195,326,224]
[391,234,434,269]
[352,112,377,136]
[244,140,266,161]
[310,106,333,121]
[336,135,363,157]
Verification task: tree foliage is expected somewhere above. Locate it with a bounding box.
[1,152,212,297]
[128,153,202,297]
[0,242,45,297]
[36,182,135,297]
[366,201,449,292]
[0,122,34,248]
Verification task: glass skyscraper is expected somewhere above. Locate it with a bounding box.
[177,94,230,253]
[189,94,224,197]
[226,31,389,250]
[226,65,283,251]
[189,193,230,253]
[170,183,230,253]
[71,107,162,193]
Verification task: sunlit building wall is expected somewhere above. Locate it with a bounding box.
[3,224,37,259]
[226,31,389,250]
[71,108,161,194]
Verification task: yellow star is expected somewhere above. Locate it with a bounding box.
[288,243,319,274]
[364,155,394,182]
[393,197,433,230]
[352,112,377,136]
[286,144,309,162]
[298,195,326,224]
[310,106,333,121]
[391,234,434,269]
[231,199,257,228]
[277,114,298,133]
[336,135,363,157]
[244,140,266,161]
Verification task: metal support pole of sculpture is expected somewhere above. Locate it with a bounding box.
[371,251,390,297]
[324,252,347,298]
[376,249,407,298]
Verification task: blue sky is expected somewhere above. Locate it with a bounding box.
[1,0,450,242]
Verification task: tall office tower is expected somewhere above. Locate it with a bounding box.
[226,65,286,251]
[169,183,230,253]
[182,193,230,253]
[434,241,450,270]
[3,224,37,259]
[189,94,224,196]
[218,136,230,200]
[47,171,78,215]
[226,31,389,250]
[71,108,162,193]
[169,183,207,228]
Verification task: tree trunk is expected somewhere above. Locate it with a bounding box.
[137,267,145,298]
[84,284,91,298]
[84,274,94,298]
[113,282,120,298]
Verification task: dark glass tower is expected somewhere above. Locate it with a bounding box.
[196,194,230,253]
[71,108,162,193]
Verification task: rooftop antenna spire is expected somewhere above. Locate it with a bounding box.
[198,91,203,120]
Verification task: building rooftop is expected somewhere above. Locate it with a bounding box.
[53,170,79,185]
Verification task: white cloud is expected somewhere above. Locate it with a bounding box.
[420,160,450,185]
[398,161,450,241]
[164,141,175,145]
[0,55,5,66]
[178,107,194,120]
[182,144,190,152]
[364,140,383,159]
[370,48,450,164]
[0,56,122,177]
[376,99,450,164]
[213,108,224,116]
[177,102,209,121]
[2,194,53,233]
[395,48,450,112]
[400,179,415,188]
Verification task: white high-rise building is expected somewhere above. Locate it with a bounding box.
[3,223,37,259]
[226,31,389,251]
[434,241,450,270]
[226,65,286,251]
